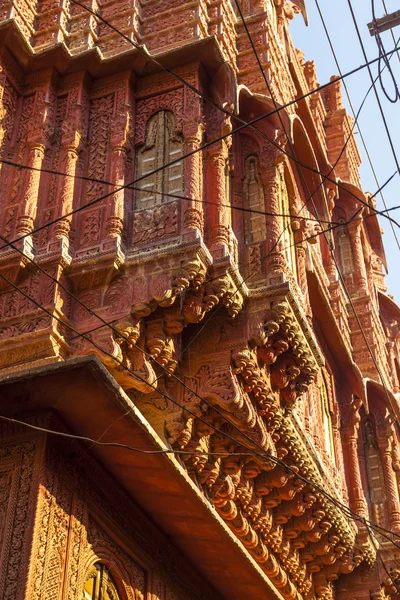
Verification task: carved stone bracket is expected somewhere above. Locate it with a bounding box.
[249,298,321,410]
[71,317,157,393]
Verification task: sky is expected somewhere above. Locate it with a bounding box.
[289,0,400,302]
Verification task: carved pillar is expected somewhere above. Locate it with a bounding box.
[104,102,130,254]
[387,341,399,393]
[378,419,400,531]
[296,239,312,321]
[182,127,204,239]
[105,145,126,243]
[207,140,230,258]
[53,136,80,249]
[348,220,367,295]
[263,162,285,282]
[0,67,7,151]
[16,142,46,240]
[342,398,368,518]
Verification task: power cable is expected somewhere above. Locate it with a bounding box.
[0,415,262,457]
[2,3,400,561]
[382,0,400,62]
[2,3,398,257]
[234,0,400,561]
[314,0,400,254]
[2,206,399,550]
[372,0,400,103]
[237,0,400,427]
[0,69,388,360]
[3,4,394,364]
[347,0,400,178]
[0,3,394,502]
[339,0,400,424]
[58,0,400,482]
[0,7,398,574]
[1,41,400,263]
[0,157,333,225]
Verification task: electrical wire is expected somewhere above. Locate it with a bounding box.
[0,12,396,540]
[372,0,400,103]
[0,157,333,225]
[1,0,396,502]
[233,2,400,564]
[314,0,400,254]
[0,4,394,368]
[1,1,400,563]
[237,0,400,424]
[340,0,400,426]
[2,383,400,551]
[382,0,400,62]
[347,0,400,179]
[0,415,262,457]
[1,12,399,260]
[2,205,400,552]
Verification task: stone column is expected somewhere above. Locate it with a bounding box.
[53,140,80,249]
[348,219,367,295]
[342,398,368,518]
[263,162,286,283]
[207,140,230,258]
[104,109,130,255]
[16,142,46,241]
[387,341,399,393]
[182,129,203,239]
[378,420,400,531]
[0,68,7,153]
[105,145,126,243]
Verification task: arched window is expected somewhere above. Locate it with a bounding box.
[338,222,353,275]
[279,174,297,277]
[135,111,183,210]
[364,420,386,504]
[83,562,121,600]
[243,155,265,244]
[320,375,334,459]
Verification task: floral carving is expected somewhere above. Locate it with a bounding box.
[131,202,179,247]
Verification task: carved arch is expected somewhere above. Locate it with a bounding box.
[83,562,123,600]
[82,547,136,600]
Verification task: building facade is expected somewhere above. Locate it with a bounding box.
[0,0,400,599]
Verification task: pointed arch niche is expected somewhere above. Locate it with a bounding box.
[279,170,297,278]
[131,110,183,248]
[134,110,184,210]
[243,154,265,245]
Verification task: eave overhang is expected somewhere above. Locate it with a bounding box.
[0,22,232,82]
[238,85,292,133]
[0,355,285,600]
[378,290,400,322]
[365,377,400,423]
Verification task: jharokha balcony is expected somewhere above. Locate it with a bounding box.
[0,2,399,600]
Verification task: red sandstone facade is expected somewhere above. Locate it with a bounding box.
[0,1,400,599]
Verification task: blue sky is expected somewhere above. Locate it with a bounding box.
[290,0,400,302]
